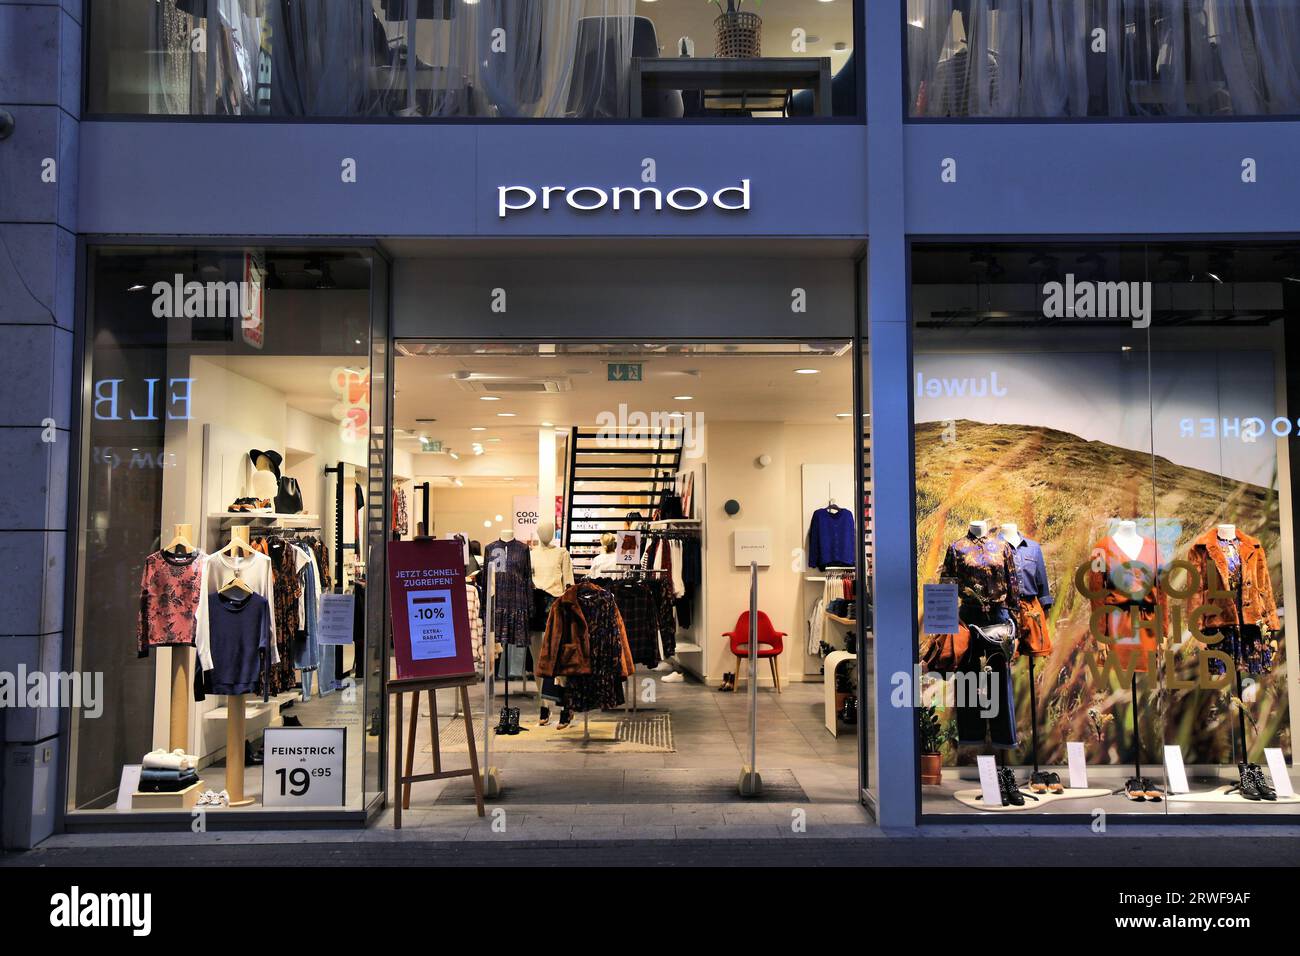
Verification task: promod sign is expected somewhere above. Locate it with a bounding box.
[498,178,750,218]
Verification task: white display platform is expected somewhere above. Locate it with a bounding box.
[953,786,1112,812]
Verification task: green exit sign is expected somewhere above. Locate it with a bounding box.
[607,363,643,382]
[419,438,442,453]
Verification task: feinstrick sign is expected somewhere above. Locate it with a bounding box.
[498,178,750,219]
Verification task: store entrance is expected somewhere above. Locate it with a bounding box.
[388,341,866,811]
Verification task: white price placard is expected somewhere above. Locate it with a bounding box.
[1264,748,1294,798]
[1163,744,1190,794]
[976,755,1002,806]
[407,588,456,661]
[262,728,346,808]
[1066,741,1088,789]
[317,592,355,646]
[922,583,959,635]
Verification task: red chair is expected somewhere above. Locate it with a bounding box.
[724,611,786,693]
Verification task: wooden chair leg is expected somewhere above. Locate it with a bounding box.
[769,656,781,693]
[734,654,744,690]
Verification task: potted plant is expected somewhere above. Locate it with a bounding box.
[918,703,955,785]
[709,0,762,59]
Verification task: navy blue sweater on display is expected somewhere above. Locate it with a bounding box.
[808,507,856,570]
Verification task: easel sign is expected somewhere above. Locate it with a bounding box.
[387,539,475,680]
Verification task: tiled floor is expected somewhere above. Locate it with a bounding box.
[383,673,866,838]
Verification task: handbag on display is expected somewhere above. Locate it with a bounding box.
[656,492,684,520]
[968,621,1017,661]
[274,476,303,514]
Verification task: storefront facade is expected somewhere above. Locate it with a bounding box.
[4,1,1300,846]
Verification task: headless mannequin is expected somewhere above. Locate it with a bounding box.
[222,524,256,807]
[1107,519,1161,800]
[1112,519,1144,561]
[1217,523,1237,541]
[530,522,574,723]
[969,519,989,538]
[168,523,196,752]
[498,529,515,543]
[1213,522,1262,789]
[999,522,1022,547]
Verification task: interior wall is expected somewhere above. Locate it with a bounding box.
[425,484,540,547]
[704,421,854,685]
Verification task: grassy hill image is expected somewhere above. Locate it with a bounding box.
[915,420,1289,768]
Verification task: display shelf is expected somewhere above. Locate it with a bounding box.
[208,512,320,523]
[647,518,700,527]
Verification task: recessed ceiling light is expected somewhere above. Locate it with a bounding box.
[836,412,852,418]
[453,478,463,487]
[483,519,492,528]
[497,412,516,417]
[794,368,820,375]
[448,451,460,460]
[494,514,503,522]
[127,284,147,292]
[487,438,502,443]
[541,421,554,427]
[673,395,694,401]
[479,396,501,402]
[470,426,486,431]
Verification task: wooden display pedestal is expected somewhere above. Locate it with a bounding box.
[391,674,485,827]
[132,780,205,810]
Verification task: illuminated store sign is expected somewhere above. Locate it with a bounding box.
[498,179,751,219]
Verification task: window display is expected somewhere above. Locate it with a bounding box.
[913,241,1300,815]
[70,246,380,816]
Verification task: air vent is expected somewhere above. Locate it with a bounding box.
[454,377,571,395]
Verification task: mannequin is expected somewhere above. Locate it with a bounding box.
[484,528,532,733]
[1112,519,1144,561]
[248,451,280,503]
[168,523,196,752]
[220,524,256,807]
[996,521,1059,793]
[1189,521,1281,799]
[1087,519,1163,801]
[942,519,1024,806]
[530,521,574,726]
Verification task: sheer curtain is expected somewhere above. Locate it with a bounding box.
[907,0,1300,117]
[155,0,638,117]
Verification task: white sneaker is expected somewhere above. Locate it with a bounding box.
[217,790,231,807]
[661,671,684,683]
[195,790,218,807]
[653,660,675,672]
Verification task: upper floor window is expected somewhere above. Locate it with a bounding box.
[87,0,859,120]
[907,0,1300,119]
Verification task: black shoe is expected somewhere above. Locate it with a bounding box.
[494,706,512,735]
[556,708,573,730]
[1239,762,1275,801]
[244,740,263,766]
[997,766,1024,807]
[1140,777,1162,802]
[538,705,551,726]
[1028,770,1050,794]
[281,714,302,727]
[1123,778,1146,801]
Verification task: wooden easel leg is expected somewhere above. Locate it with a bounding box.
[393,690,403,830]
[429,688,442,775]
[460,685,485,817]
[403,689,418,810]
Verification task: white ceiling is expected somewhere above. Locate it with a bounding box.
[204,342,859,486]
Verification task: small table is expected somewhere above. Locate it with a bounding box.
[631,56,832,118]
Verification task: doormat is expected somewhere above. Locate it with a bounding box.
[426,713,675,754]
[434,767,810,805]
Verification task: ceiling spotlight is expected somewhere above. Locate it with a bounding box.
[453,478,463,487]
[794,368,820,375]
[127,284,147,292]
[448,450,460,460]
[471,426,486,431]
[836,412,852,418]
[494,514,503,522]
[479,396,501,402]
[483,520,492,528]
[673,395,694,401]
[541,421,554,427]
[497,412,516,417]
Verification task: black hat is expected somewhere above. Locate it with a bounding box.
[249,449,283,480]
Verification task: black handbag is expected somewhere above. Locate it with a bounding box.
[274,476,303,514]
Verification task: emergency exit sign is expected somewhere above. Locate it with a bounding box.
[607,363,643,382]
